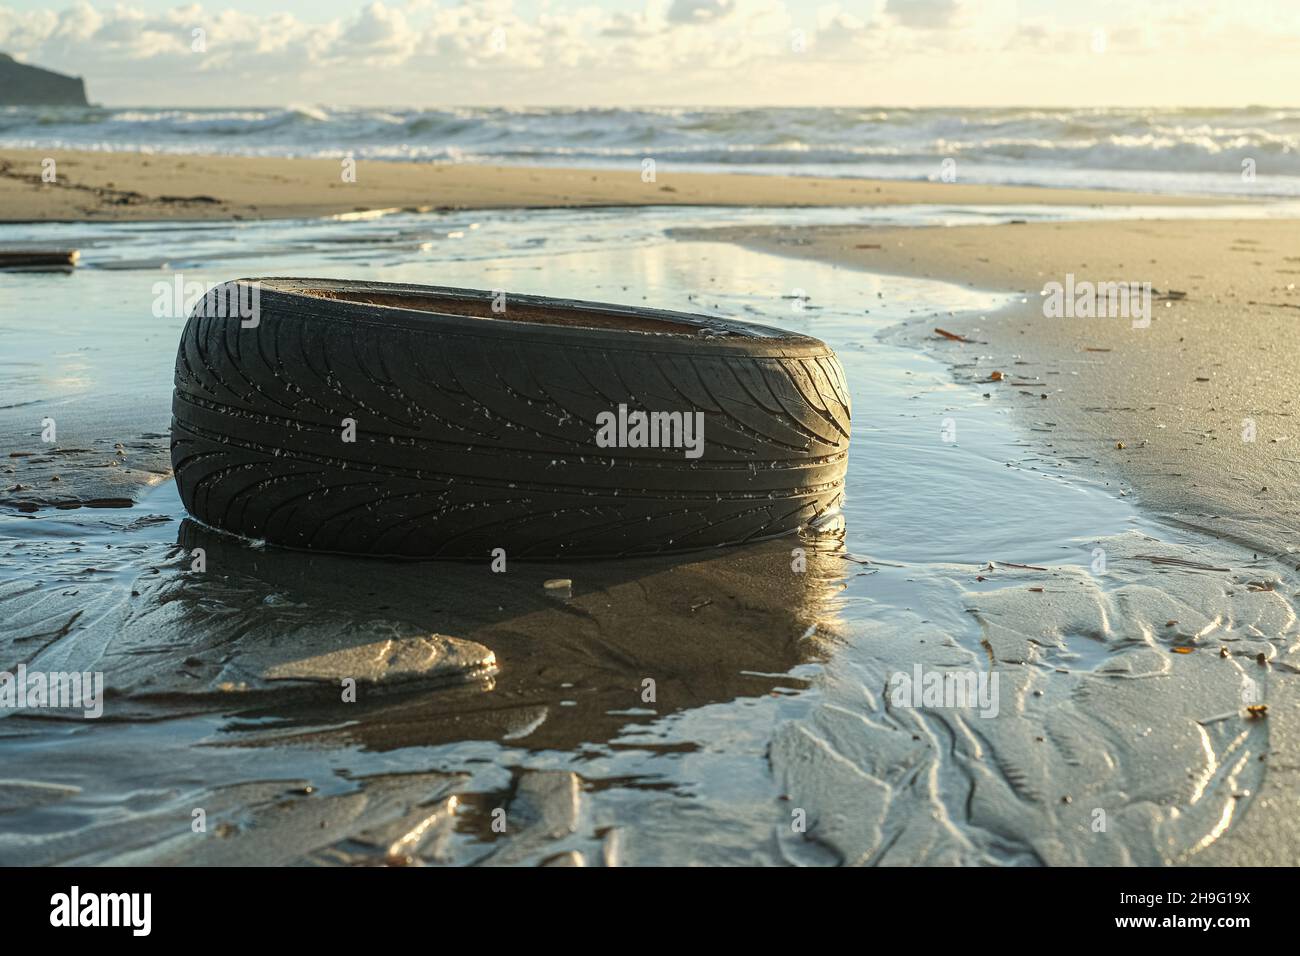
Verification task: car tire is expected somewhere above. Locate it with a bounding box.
[170,278,850,559]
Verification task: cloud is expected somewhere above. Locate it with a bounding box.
[335,2,416,63]
[0,0,1297,106]
[885,0,960,30]
[668,0,736,25]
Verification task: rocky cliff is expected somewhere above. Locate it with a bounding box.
[0,53,89,106]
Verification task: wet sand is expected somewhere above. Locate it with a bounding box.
[2,172,1298,866]
[689,218,1300,558]
[688,215,1300,866]
[0,148,1212,222]
[1,491,845,865]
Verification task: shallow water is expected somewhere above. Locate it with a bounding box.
[0,205,1289,865]
[9,200,1300,422]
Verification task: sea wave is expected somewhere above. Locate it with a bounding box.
[2,105,1299,195]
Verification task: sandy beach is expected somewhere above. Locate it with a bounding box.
[6,0,1300,920]
[3,150,1298,869]
[680,214,1300,866]
[690,217,1300,558]
[0,148,1213,222]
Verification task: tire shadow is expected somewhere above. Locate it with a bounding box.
[171,518,849,753]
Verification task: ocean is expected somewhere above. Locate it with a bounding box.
[3,104,1298,197]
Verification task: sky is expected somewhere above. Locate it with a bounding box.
[2,0,1299,106]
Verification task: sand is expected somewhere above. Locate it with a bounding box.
[0,148,1213,222]
[690,218,1300,559]
[771,527,1295,866]
[688,215,1300,866]
[3,153,1298,866]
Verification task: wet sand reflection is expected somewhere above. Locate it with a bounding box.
[168,519,849,753]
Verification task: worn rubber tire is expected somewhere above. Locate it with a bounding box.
[170,278,850,559]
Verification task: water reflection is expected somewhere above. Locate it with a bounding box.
[167,517,849,753]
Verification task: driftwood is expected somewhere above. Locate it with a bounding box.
[0,249,79,271]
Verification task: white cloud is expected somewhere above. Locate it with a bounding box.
[0,0,1297,106]
[336,2,416,64]
[668,0,736,24]
[885,0,960,30]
